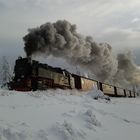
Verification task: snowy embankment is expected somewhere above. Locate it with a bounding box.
[0,89,140,140]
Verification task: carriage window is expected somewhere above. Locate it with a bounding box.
[81,79,85,84]
[63,71,66,76]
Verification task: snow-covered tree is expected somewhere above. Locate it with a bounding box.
[0,56,12,88]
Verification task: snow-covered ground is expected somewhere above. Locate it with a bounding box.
[0,89,140,140]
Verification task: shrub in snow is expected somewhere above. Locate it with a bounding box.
[0,127,27,140]
[54,120,75,140]
[87,87,110,101]
[53,120,86,140]
[85,109,101,128]
[0,127,49,140]
[35,130,48,140]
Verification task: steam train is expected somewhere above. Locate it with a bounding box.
[8,57,136,97]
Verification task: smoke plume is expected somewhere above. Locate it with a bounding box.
[113,51,140,87]
[23,20,140,87]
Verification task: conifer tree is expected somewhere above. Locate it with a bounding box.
[0,56,12,88]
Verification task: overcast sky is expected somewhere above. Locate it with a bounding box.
[0,0,140,64]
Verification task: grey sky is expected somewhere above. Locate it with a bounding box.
[0,0,140,64]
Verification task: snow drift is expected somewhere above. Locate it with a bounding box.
[0,89,140,140]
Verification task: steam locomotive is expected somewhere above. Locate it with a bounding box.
[8,57,136,97]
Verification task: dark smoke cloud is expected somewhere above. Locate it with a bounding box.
[23,20,140,87]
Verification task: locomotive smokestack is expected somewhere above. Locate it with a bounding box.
[23,20,140,87]
[27,55,32,64]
